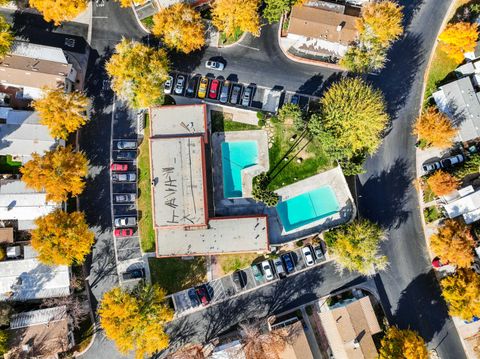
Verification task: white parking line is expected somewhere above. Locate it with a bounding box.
[236,43,260,51]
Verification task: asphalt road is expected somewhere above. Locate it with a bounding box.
[357,0,466,358]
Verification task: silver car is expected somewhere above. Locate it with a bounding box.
[174,75,185,95]
[114,194,136,203]
[261,260,274,281]
[219,81,230,103]
[164,76,173,94]
[205,60,225,71]
[117,141,137,150]
[114,217,137,227]
[112,172,136,182]
[302,246,315,267]
[241,86,253,107]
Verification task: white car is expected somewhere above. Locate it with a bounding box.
[302,246,315,267]
[114,217,137,227]
[117,141,137,150]
[174,75,185,95]
[164,76,173,94]
[112,172,136,182]
[205,60,225,71]
[261,260,274,281]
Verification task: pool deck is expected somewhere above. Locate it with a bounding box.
[213,166,356,245]
[211,131,270,203]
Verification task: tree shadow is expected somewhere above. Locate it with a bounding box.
[357,158,411,230]
[398,0,425,29]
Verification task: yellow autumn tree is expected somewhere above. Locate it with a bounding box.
[33,89,89,140]
[99,284,173,359]
[430,219,475,268]
[413,107,457,148]
[20,145,88,202]
[212,0,260,38]
[152,4,205,54]
[0,15,13,60]
[106,38,169,109]
[114,0,131,7]
[439,22,479,64]
[356,0,404,46]
[426,170,459,196]
[379,326,428,359]
[29,0,87,25]
[441,268,480,321]
[31,210,94,266]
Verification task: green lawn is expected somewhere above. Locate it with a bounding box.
[211,110,259,132]
[219,28,243,46]
[267,122,332,190]
[0,155,21,174]
[148,257,207,294]
[138,115,155,253]
[217,253,260,275]
[424,48,458,105]
[141,15,154,30]
[423,206,443,223]
[422,182,436,203]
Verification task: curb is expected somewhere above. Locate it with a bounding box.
[276,16,345,71]
[130,4,151,34]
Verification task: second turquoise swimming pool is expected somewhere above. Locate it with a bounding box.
[221,141,259,198]
[276,186,340,232]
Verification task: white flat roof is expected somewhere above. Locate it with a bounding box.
[444,189,480,218]
[0,254,70,301]
[0,180,59,222]
[156,216,269,256]
[150,136,207,227]
[150,105,206,136]
[11,41,68,64]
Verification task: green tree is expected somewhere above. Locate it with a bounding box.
[263,0,293,24]
[340,43,386,73]
[99,284,173,359]
[252,173,279,207]
[453,153,480,179]
[0,302,12,327]
[379,327,428,359]
[106,38,169,109]
[0,330,8,356]
[31,210,95,266]
[324,219,387,275]
[317,77,389,160]
[441,268,480,321]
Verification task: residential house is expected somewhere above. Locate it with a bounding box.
[442,185,480,224]
[0,245,70,302]
[319,295,382,359]
[0,179,59,230]
[149,104,269,257]
[0,108,61,163]
[5,306,72,358]
[433,76,480,142]
[287,0,360,59]
[0,41,77,100]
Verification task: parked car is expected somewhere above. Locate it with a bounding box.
[261,260,274,281]
[186,76,198,97]
[114,228,134,237]
[111,163,128,171]
[195,285,210,306]
[116,151,136,160]
[232,270,247,290]
[251,264,263,281]
[205,60,225,71]
[114,217,137,227]
[302,246,315,267]
[432,256,449,269]
[273,258,286,279]
[188,288,200,306]
[209,79,220,100]
[164,75,173,94]
[230,84,242,104]
[422,160,442,173]
[112,172,136,182]
[116,140,137,150]
[114,194,135,203]
[440,153,464,168]
[281,252,295,274]
[241,86,253,107]
[219,81,230,103]
[198,77,208,98]
[290,94,300,105]
[122,268,144,281]
[174,75,185,95]
[313,245,324,261]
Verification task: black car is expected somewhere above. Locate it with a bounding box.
[281,253,295,274]
[115,151,136,160]
[290,94,300,105]
[232,270,247,290]
[122,268,145,281]
[186,76,198,97]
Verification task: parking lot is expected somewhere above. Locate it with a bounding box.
[172,245,326,315]
[168,70,315,114]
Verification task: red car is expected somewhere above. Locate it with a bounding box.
[208,79,220,99]
[114,228,134,237]
[111,163,128,171]
[195,285,210,306]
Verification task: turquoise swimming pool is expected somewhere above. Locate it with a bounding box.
[276,186,340,232]
[221,141,259,198]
